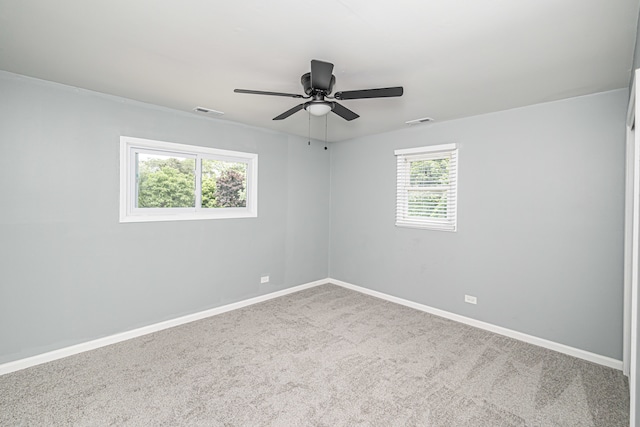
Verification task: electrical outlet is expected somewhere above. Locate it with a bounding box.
[464,295,477,305]
[260,275,269,284]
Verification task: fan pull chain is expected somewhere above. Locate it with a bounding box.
[324,115,328,150]
[308,111,311,146]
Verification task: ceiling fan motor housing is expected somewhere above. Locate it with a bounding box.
[301,72,335,96]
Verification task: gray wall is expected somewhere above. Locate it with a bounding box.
[0,69,629,365]
[0,71,330,364]
[329,89,627,360]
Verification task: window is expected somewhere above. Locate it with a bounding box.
[395,143,458,231]
[120,136,257,222]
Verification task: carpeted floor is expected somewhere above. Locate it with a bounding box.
[0,284,629,426]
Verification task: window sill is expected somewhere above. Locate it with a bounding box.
[395,222,457,232]
[120,210,257,223]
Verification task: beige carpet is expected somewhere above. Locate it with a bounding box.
[0,284,629,426]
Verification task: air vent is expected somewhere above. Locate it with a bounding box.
[193,107,224,116]
[405,117,433,125]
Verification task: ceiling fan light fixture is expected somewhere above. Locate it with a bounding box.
[305,102,332,117]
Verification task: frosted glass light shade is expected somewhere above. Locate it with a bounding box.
[306,102,332,116]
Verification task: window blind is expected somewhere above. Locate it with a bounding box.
[395,144,458,231]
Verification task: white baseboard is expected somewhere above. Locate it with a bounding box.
[1,277,622,376]
[329,278,623,371]
[0,279,326,376]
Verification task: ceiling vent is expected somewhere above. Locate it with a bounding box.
[193,107,224,116]
[405,117,433,125]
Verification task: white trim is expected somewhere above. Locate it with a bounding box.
[629,69,640,427]
[625,75,637,378]
[628,77,636,128]
[1,277,623,376]
[122,136,254,159]
[0,279,326,376]
[329,278,623,370]
[394,143,456,156]
[625,120,634,377]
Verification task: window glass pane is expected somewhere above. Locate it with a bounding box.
[136,153,195,208]
[201,159,247,208]
[410,158,449,186]
[408,190,448,218]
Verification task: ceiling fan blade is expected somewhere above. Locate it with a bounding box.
[273,103,305,120]
[331,102,359,121]
[310,60,334,91]
[334,86,404,100]
[234,89,304,98]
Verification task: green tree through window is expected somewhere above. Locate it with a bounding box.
[408,158,450,218]
[202,159,247,208]
[137,154,196,208]
[136,154,247,209]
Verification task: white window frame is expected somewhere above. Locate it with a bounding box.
[120,136,258,223]
[395,143,458,232]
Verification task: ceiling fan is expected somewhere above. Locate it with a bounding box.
[234,59,403,121]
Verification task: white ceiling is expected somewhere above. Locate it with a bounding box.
[1,0,638,142]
